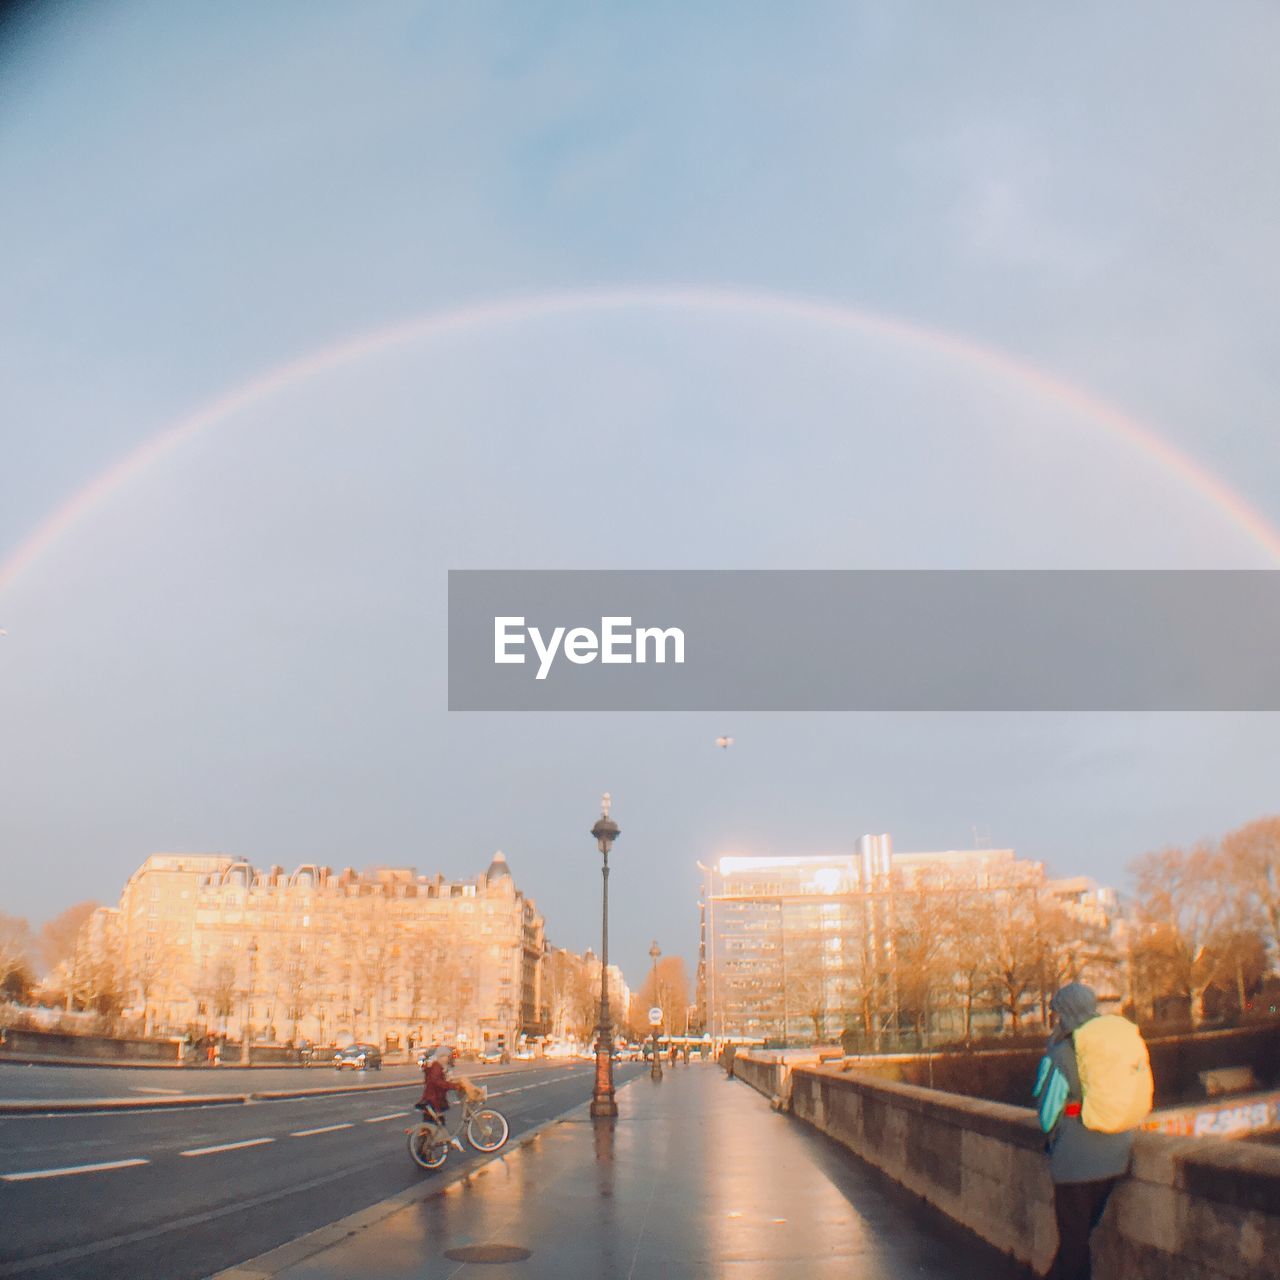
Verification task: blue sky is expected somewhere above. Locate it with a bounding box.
[2,2,1279,985]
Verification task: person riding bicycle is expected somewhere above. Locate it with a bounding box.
[416,1045,463,1150]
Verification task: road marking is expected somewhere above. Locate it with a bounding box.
[131,1087,183,1095]
[180,1137,274,1157]
[363,1112,404,1124]
[2,1158,149,1181]
[290,1123,353,1137]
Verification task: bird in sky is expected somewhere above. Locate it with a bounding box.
[715,736,734,749]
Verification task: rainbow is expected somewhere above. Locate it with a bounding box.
[3,285,1279,599]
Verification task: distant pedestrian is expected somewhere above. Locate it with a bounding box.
[1033,983,1152,1280]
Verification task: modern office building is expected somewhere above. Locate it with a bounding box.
[698,835,1123,1048]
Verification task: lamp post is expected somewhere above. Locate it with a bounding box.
[240,938,258,1066]
[589,793,621,1119]
[648,941,663,1081]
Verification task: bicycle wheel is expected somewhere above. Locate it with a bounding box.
[466,1107,509,1152]
[407,1126,449,1170]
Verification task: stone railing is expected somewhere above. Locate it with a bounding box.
[0,1027,182,1063]
[733,1055,1280,1279]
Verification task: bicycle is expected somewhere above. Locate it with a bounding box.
[406,1082,510,1171]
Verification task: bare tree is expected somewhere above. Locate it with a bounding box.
[892,888,950,1046]
[983,886,1040,1034]
[941,887,996,1042]
[196,951,238,1036]
[1131,844,1227,1026]
[1221,816,1280,979]
[38,902,98,978]
[1027,892,1084,1029]
[130,938,178,1036]
[0,914,34,997]
[634,956,691,1036]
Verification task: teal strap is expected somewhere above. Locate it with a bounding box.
[1035,1060,1069,1133]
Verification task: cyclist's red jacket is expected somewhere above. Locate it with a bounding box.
[419,1060,452,1112]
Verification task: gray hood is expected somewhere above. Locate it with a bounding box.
[1051,982,1098,1035]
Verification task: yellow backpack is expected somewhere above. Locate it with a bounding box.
[1074,1014,1153,1133]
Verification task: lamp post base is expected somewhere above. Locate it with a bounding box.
[590,1044,617,1118]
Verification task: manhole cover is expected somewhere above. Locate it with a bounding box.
[443,1244,533,1263]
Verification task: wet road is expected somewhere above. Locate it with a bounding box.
[0,1061,644,1279]
[0,1059,422,1102]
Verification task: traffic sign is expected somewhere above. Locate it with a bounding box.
[647,1006,663,1026]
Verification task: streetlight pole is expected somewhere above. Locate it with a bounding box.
[590,793,621,1119]
[649,940,663,1081]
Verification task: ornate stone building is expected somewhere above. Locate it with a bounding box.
[81,850,550,1053]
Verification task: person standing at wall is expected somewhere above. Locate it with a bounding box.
[1032,982,1152,1280]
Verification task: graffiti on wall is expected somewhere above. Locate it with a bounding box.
[1142,1091,1280,1139]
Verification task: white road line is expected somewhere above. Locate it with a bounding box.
[363,1112,404,1124]
[290,1123,353,1138]
[2,1158,149,1182]
[180,1137,274,1157]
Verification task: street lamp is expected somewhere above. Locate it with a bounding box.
[648,940,663,1081]
[590,793,621,1119]
[240,938,258,1066]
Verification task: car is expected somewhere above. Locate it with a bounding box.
[333,1043,382,1071]
[416,1044,459,1069]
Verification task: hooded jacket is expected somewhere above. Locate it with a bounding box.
[1032,983,1135,1184]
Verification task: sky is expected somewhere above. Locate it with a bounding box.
[2,1,1279,987]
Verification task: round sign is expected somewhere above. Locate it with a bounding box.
[647,1006,663,1026]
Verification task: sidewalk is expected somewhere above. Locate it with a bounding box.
[221,1063,1032,1280]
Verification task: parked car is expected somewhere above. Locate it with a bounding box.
[333,1043,382,1071]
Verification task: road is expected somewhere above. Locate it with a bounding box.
[0,1060,645,1279]
[0,1059,422,1102]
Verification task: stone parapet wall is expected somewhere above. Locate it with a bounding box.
[724,1051,785,1100]
[788,1062,1055,1272]
[0,1027,181,1062]
[758,1059,1280,1280]
[836,1020,1280,1109]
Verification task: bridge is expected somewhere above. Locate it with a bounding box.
[2,1056,1277,1279]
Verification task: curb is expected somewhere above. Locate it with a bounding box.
[0,1055,331,1071]
[209,1075,643,1280]
[0,1065,530,1115]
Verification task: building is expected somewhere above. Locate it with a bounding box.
[81,850,551,1054]
[699,834,1124,1049]
[537,945,630,1049]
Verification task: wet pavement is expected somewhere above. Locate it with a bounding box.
[232,1062,1032,1280]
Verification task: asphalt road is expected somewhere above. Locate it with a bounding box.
[0,1060,425,1102]
[0,1060,645,1279]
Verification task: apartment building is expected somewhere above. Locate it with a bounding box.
[81,849,550,1053]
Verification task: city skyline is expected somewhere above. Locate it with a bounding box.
[5,4,1280,987]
